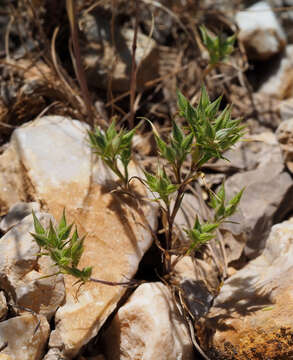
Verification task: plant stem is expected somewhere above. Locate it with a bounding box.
[164,183,186,274]
[129,0,138,129]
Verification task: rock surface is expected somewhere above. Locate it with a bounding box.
[277,118,293,173]
[0,116,157,357]
[199,217,293,359]
[0,291,7,320]
[0,202,40,232]
[0,313,49,360]
[236,1,286,60]
[172,256,215,321]
[0,212,65,320]
[80,11,159,92]
[224,132,293,258]
[42,349,65,360]
[258,45,293,99]
[104,282,194,360]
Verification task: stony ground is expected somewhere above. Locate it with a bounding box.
[1,1,293,360]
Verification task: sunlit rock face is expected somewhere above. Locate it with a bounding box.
[0,116,157,357]
[200,217,293,359]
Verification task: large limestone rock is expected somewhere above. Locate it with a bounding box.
[0,213,65,320]
[224,132,293,258]
[104,282,194,360]
[0,116,157,357]
[0,313,49,360]
[276,118,293,173]
[199,217,293,359]
[236,1,286,60]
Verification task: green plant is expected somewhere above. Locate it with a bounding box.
[31,210,135,287]
[88,119,136,187]
[199,25,236,65]
[89,87,244,274]
[31,210,92,283]
[32,87,244,284]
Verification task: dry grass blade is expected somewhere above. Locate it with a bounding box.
[66,0,94,127]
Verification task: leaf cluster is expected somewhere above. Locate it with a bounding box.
[88,120,136,186]
[209,184,244,221]
[31,210,92,283]
[185,216,219,254]
[200,25,236,65]
[149,120,193,175]
[177,87,245,168]
[144,167,178,206]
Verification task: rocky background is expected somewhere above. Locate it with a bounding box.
[1,1,293,359]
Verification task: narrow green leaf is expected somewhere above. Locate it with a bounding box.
[177,89,188,115]
[172,120,184,144]
[58,209,67,232]
[48,220,58,248]
[201,222,219,233]
[32,211,45,235]
[31,233,48,247]
[181,133,193,152]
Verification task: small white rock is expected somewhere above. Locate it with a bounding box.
[0,292,7,321]
[236,1,286,60]
[0,313,49,360]
[0,202,40,232]
[104,282,194,360]
[258,45,293,99]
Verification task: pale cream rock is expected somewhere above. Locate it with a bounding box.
[258,45,293,99]
[0,314,49,360]
[104,282,194,360]
[0,291,7,320]
[224,132,293,258]
[0,202,40,232]
[42,349,65,360]
[200,217,293,359]
[0,355,13,360]
[172,256,215,321]
[0,116,157,357]
[0,213,65,320]
[276,118,293,173]
[236,1,286,60]
[80,12,159,92]
[0,145,24,215]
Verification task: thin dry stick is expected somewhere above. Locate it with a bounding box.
[129,0,139,129]
[51,27,85,111]
[66,0,94,128]
[4,9,14,61]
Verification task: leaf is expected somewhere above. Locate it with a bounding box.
[31,233,48,247]
[172,120,184,145]
[106,120,117,142]
[177,89,188,115]
[201,222,219,233]
[32,211,45,235]
[228,188,245,207]
[199,86,210,110]
[59,223,73,242]
[181,133,193,151]
[217,183,226,203]
[48,220,58,248]
[58,209,67,232]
